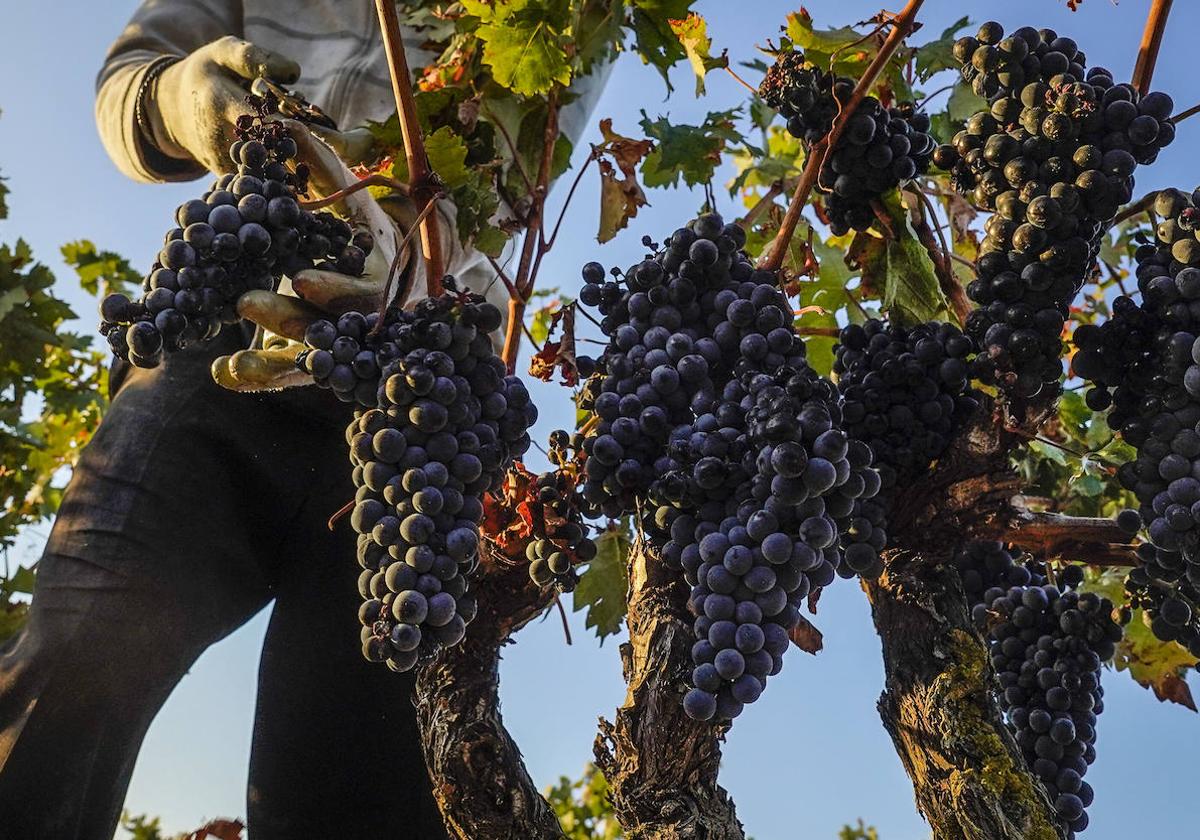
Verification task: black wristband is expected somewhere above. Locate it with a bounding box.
[133,55,182,153]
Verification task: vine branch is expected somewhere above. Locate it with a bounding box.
[375,0,445,292]
[1132,0,1173,95]
[992,512,1139,566]
[502,91,562,375]
[759,0,926,273]
[298,174,410,209]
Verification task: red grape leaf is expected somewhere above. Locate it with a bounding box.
[528,304,578,386]
[789,612,824,655]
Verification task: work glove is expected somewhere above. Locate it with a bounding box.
[212,120,424,392]
[147,36,374,174]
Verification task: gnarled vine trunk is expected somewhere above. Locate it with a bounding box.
[866,398,1067,839]
[865,555,1065,840]
[413,554,564,839]
[595,540,744,839]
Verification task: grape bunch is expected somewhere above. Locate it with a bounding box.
[575,211,885,720]
[954,541,1046,608]
[525,444,598,590]
[759,51,936,234]
[1125,549,1200,659]
[1071,189,1200,650]
[297,305,398,406]
[933,21,1174,398]
[349,290,535,671]
[834,319,979,493]
[576,214,760,520]
[976,580,1121,837]
[673,364,883,721]
[98,94,372,368]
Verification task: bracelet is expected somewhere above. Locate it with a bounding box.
[133,54,181,153]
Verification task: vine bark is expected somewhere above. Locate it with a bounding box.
[595,540,744,839]
[413,553,564,839]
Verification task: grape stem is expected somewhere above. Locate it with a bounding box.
[736,182,785,230]
[297,174,410,210]
[1112,190,1157,225]
[723,65,757,94]
[374,0,445,292]
[1169,100,1200,125]
[758,0,926,273]
[501,91,563,375]
[326,498,354,531]
[1131,0,1173,96]
[913,189,971,324]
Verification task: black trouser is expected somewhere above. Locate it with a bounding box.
[0,335,446,840]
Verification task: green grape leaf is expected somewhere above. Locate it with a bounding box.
[6,565,35,595]
[670,13,728,96]
[727,127,803,196]
[462,0,573,97]
[573,0,625,74]
[1116,611,1198,710]
[627,0,697,90]
[60,241,139,297]
[1080,571,1197,710]
[423,126,471,189]
[784,10,913,102]
[913,16,971,81]
[573,522,631,641]
[856,193,950,326]
[639,108,742,189]
[0,601,29,645]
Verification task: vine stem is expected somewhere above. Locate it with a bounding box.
[298,174,410,209]
[1132,0,1173,95]
[758,0,926,273]
[736,182,785,230]
[914,189,970,324]
[991,512,1139,567]
[501,91,561,375]
[1113,190,1157,225]
[375,0,445,292]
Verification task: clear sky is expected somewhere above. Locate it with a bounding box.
[1,2,1196,838]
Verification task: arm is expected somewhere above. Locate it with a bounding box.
[96,0,243,183]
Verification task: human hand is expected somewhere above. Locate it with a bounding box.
[213,120,410,391]
[148,37,373,174]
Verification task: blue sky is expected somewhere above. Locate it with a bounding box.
[1,1,1196,838]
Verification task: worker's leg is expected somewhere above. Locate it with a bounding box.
[246,413,447,840]
[0,351,286,840]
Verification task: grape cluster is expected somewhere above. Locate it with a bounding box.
[834,319,979,492]
[298,306,397,406]
[349,290,535,671]
[98,95,371,368]
[934,21,1174,398]
[1071,189,1200,651]
[674,364,883,721]
[954,541,1046,606]
[1125,549,1200,658]
[759,51,935,234]
[975,580,1121,837]
[576,212,886,720]
[525,451,597,590]
[576,214,760,519]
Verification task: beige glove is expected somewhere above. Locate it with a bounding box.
[147,37,373,174]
